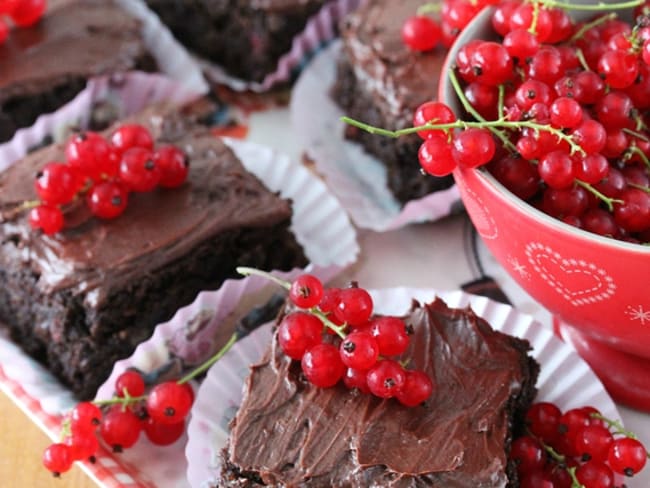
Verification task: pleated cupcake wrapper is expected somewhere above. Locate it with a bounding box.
[173,0,363,93]
[185,287,622,488]
[0,72,201,171]
[290,41,462,231]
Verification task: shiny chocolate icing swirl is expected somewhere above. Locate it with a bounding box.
[223,298,538,487]
[340,0,448,128]
[0,104,294,308]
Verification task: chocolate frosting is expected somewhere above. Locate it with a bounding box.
[224,298,537,487]
[340,0,448,128]
[0,0,147,102]
[0,104,295,309]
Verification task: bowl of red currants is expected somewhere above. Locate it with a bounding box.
[437,1,650,411]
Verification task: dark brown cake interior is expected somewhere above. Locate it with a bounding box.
[0,0,155,142]
[144,0,326,83]
[220,297,539,487]
[332,0,455,204]
[0,102,307,399]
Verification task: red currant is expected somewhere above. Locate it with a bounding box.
[65,132,114,181]
[525,402,561,443]
[10,0,46,27]
[42,443,73,475]
[34,162,79,205]
[70,402,102,434]
[119,147,160,192]
[574,424,613,463]
[451,128,495,168]
[369,316,410,356]
[289,274,324,309]
[413,101,455,140]
[334,287,373,326]
[153,145,189,188]
[143,418,185,446]
[418,138,457,177]
[401,16,442,52]
[509,435,545,474]
[278,312,323,360]
[146,381,193,425]
[86,181,129,219]
[607,437,647,476]
[64,431,99,461]
[301,343,345,388]
[395,370,434,407]
[110,124,154,154]
[29,204,64,235]
[575,460,614,488]
[366,360,406,399]
[339,331,379,371]
[100,406,142,451]
[115,370,145,398]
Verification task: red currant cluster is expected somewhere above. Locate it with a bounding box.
[241,268,435,407]
[511,402,649,488]
[401,0,498,52]
[29,124,188,235]
[42,370,194,476]
[0,0,47,43]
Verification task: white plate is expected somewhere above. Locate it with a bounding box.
[290,41,461,231]
[186,287,621,488]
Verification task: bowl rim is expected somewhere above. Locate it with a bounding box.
[439,6,650,255]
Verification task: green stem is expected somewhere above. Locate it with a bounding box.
[569,12,617,43]
[310,308,347,339]
[625,145,650,171]
[575,48,591,72]
[497,84,505,121]
[449,70,518,152]
[575,180,621,212]
[590,413,639,439]
[416,2,441,15]
[178,332,238,384]
[93,395,147,407]
[528,1,540,35]
[541,0,643,11]
[629,182,650,194]
[236,266,291,290]
[623,127,650,143]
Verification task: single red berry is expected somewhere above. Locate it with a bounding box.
[86,181,129,219]
[550,97,583,129]
[464,82,499,120]
[10,0,46,27]
[558,407,592,449]
[115,370,145,398]
[339,331,379,371]
[29,204,64,235]
[520,470,553,488]
[366,360,406,399]
[100,406,142,451]
[607,437,647,476]
[146,381,194,425]
[470,41,514,86]
[64,431,99,461]
[34,162,79,205]
[70,402,102,434]
[452,128,495,168]
[143,418,185,446]
[119,147,160,192]
[65,132,113,181]
[153,145,189,188]
[42,443,73,475]
[538,151,575,190]
[597,50,639,89]
[110,124,154,154]
[401,15,442,52]
[526,46,563,85]
[571,120,607,155]
[278,311,323,360]
[289,274,324,309]
[370,316,410,356]
[491,0,519,36]
[334,287,373,326]
[574,154,609,184]
[343,367,371,394]
[413,101,455,141]
[613,188,650,233]
[509,435,546,474]
[418,138,457,177]
[488,155,540,200]
[525,402,561,443]
[395,370,434,407]
[301,343,345,388]
[574,424,613,463]
[510,4,553,42]
[503,29,540,60]
[575,460,614,488]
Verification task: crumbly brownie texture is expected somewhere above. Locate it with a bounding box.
[220,298,539,487]
[143,0,326,83]
[0,0,156,143]
[331,0,455,204]
[0,103,307,400]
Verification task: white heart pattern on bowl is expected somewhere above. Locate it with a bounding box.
[525,243,616,307]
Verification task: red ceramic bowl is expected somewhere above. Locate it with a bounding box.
[440,7,650,411]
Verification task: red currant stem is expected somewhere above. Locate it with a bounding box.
[629,182,650,194]
[398,357,411,368]
[575,180,622,211]
[575,48,592,72]
[623,128,650,143]
[448,70,517,153]
[497,84,505,121]
[566,466,585,488]
[4,199,41,220]
[59,419,72,442]
[533,434,585,488]
[625,145,650,171]
[236,266,291,290]
[177,332,238,384]
[416,2,441,15]
[589,412,641,440]
[528,1,541,35]
[93,394,147,408]
[540,0,643,11]
[568,12,617,43]
[309,307,348,339]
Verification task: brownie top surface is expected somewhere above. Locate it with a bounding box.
[0,103,295,302]
[0,0,146,102]
[224,298,536,487]
[340,0,447,125]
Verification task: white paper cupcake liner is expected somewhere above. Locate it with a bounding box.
[185,287,621,488]
[290,41,461,231]
[152,0,362,93]
[0,72,201,172]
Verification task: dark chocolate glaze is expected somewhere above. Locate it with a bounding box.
[0,0,148,103]
[339,0,448,128]
[0,104,296,309]
[222,298,539,487]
